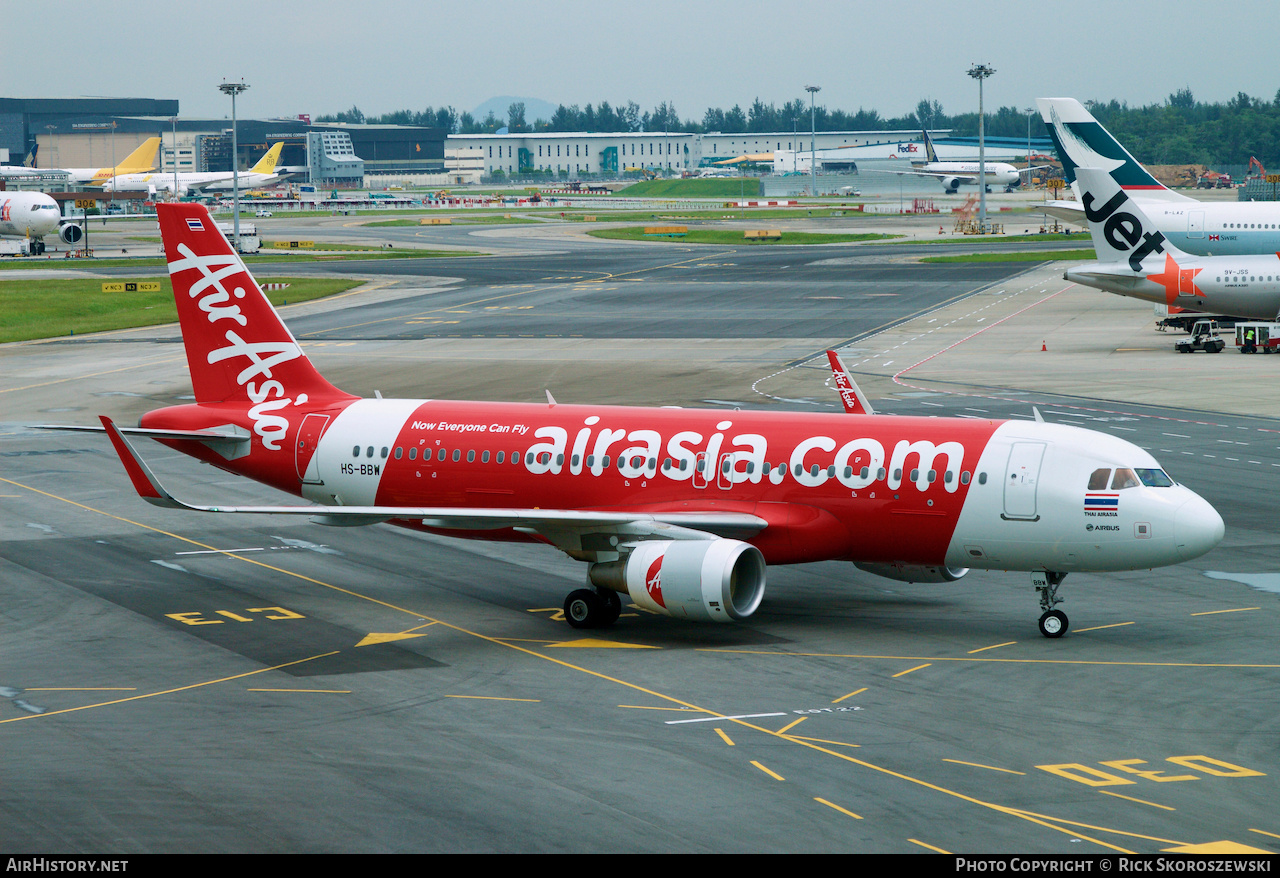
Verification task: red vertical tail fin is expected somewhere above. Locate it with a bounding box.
[156,203,354,407]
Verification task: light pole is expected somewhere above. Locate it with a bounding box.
[805,85,820,197]
[171,116,179,199]
[967,64,994,233]
[1024,107,1035,180]
[218,79,249,251]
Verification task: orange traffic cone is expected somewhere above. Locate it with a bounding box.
[1041,340,1047,351]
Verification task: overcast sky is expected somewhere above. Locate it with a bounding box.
[11,0,1278,124]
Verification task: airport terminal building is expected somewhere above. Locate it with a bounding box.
[450,129,949,178]
[0,97,447,189]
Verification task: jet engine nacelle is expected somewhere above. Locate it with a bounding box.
[941,177,961,193]
[854,561,969,584]
[59,222,83,245]
[589,539,766,622]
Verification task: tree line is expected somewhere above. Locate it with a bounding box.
[317,89,1280,166]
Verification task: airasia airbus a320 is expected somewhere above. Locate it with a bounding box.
[75,204,1223,638]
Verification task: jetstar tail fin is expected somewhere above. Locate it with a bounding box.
[1076,168,1189,272]
[156,202,355,406]
[250,142,284,175]
[826,350,874,415]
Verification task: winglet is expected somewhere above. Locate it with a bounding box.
[826,350,874,415]
[99,416,182,508]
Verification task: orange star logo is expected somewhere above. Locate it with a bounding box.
[1146,253,1204,305]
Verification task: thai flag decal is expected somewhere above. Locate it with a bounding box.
[1084,493,1119,512]
[185,218,204,231]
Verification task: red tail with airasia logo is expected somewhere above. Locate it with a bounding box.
[158,204,354,409]
[91,203,1224,639]
[140,205,356,490]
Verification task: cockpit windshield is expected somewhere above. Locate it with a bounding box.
[1088,467,1174,490]
[1135,468,1174,487]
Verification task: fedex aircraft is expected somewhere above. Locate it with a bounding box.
[1039,98,1280,256]
[870,131,1032,194]
[75,203,1224,639]
[1066,167,1280,320]
[102,142,285,196]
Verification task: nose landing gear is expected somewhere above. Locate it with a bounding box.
[1033,571,1068,638]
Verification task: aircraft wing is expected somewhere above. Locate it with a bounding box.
[1040,199,1085,225]
[98,416,767,544]
[863,167,978,184]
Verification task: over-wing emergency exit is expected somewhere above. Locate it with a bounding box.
[59,203,1224,638]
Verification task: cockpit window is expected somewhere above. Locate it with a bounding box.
[1135,468,1174,487]
[1110,468,1141,490]
[1088,468,1111,491]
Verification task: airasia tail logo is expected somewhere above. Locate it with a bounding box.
[646,555,666,608]
[168,242,307,451]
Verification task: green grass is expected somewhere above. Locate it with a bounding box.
[587,227,898,245]
[363,215,543,227]
[0,276,362,343]
[919,249,1095,263]
[0,248,480,270]
[615,178,763,198]
[890,232,1091,245]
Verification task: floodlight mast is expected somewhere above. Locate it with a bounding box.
[218,80,249,250]
[966,64,994,233]
[805,85,820,197]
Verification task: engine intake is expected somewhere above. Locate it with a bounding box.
[589,539,766,622]
[59,223,83,245]
[854,562,968,584]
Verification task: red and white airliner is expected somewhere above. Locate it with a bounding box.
[80,203,1224,638]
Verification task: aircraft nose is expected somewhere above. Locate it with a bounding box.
[1173,492,1224,561]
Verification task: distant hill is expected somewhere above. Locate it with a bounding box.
[473,96,559,126]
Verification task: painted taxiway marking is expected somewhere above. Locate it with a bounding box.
[0,651,338,725]
[1100,790,1176,811]
[968,642,1016,654]
[909,839,951,853]
[702,648,1280,669]
[752,761,785,781]
[815,798,862,819]
[944,759,1025,775]
[2,474,1239,851]
[665,712,787,725]
[446,695,541,702]
[832,688,866,703]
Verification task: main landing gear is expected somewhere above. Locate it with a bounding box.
[563,588,622,630]
[1032,571,1068,638]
